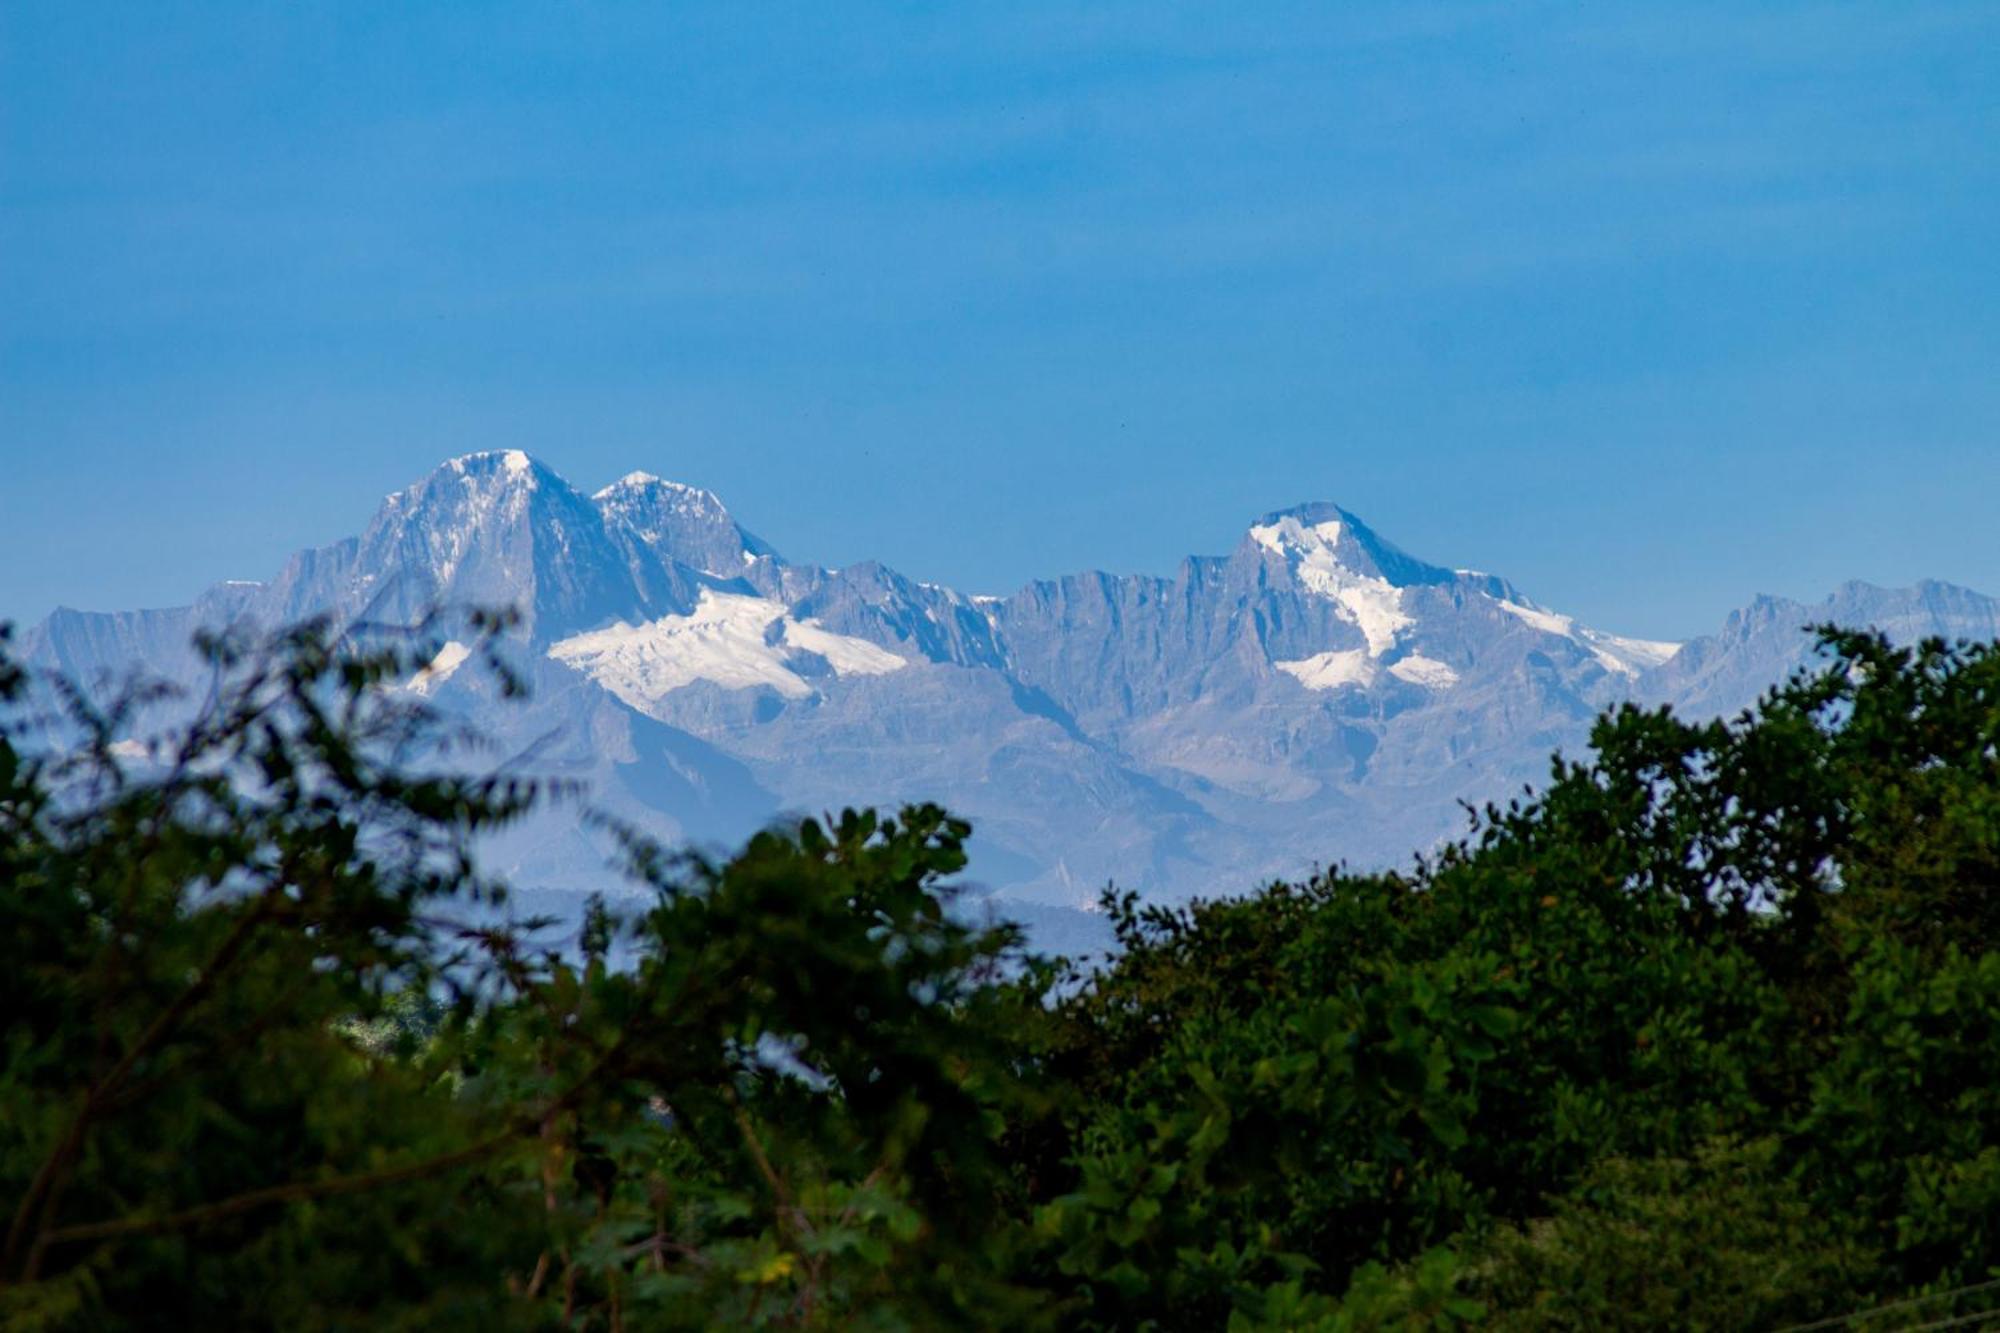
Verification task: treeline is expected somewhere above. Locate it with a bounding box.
[4,622,2000,1329]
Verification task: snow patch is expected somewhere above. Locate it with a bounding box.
[548,589,906,712]
[1588,633,1682,675]
[1388,654,1459,689]
[781,617,909,677]
[1275,649,1376,691]
[1493,598,1680,677]
[1495,599,1576,637]
[1249,516,1412,656]
[408,641,471,695]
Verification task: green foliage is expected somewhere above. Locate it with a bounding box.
[6,622,2000,1328]
[1465,1138,1871,1330]
[0,619,1055,1329]
[1032,629,2000,1326]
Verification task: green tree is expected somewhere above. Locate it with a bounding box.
[11,619,2000,1329]
[1032,631,2000,1326]
[0,620,1055,1329]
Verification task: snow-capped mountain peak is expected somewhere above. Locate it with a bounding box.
[593,471,713,505]
[1246,503,1456,588]
[445,447,540,483]
[337,450,688,641]
[22,452,1995,922]
[377,450,538,516]
[1246,506,1442,657]
[593,469,778,579]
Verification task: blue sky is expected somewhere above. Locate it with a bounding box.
[2,1,1996,638]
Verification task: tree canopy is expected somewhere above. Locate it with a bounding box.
[5,622,2000,1329]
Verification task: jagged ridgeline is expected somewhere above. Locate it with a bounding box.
[21,451,2000,936]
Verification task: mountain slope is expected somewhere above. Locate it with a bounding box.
[20,451,1998,919]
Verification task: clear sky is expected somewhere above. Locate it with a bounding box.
[2,2,1996,639]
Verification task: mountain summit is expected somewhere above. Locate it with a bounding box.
[593,471,778,582]
[354,451,654,636]
[22,453,2000,921]
[1246,502,1458,592]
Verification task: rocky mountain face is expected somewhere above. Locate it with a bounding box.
[21,451,1999,934]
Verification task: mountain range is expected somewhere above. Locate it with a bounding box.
[21,451,2000,944]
